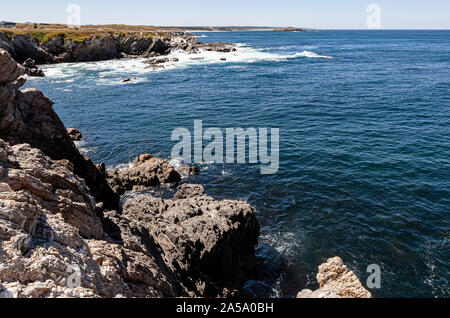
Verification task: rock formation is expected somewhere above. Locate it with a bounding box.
[0,31,236,66]
[22,58,45,77]
[0,141,259,297]
[105,154,182,195]
[297,257,372,298]
[67,128,83,141]
[0,49,260,298]
[0,49,119,210]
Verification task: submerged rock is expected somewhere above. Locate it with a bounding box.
[297,257,372,298]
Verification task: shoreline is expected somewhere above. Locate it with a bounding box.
[0,37,371,298]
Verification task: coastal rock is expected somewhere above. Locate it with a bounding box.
[42,35,65,56]
[0,49,119,209]
[0,49,25,84]
[11,35,54,64]
[105,154,181,195]
[144,57,169,65]
[0,33,17,58]
[178,164,200,177]
[22,58,45,77]
[297,257,372,298]
[114,35,154,55]
[144,38,170,56]
[0,140,102,239]
[67,128,83,141]
[0,140,181,298]
[115,184,260,296]
[57,36,121,63]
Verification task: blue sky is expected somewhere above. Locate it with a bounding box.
[2,0,450,29]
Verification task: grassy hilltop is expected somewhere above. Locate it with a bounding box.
[0,23,172,44]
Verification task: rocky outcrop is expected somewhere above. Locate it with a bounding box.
[0,140,181,298]
[11,35,54,64]
[0,48,260,298]
[0,49,119,209]
[297,257,372,298]
[22,58,45,77]
[105,184,260,296]
[0,31,237,66]
[54,37,121,63]
[105,154,181,195]
[67,128,83,141]
[0,142,259,297]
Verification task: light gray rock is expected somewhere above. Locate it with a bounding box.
[297,257,372,298]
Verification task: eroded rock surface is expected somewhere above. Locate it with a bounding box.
[107,183,260,296]
[0,146,259,298]
[0,48,260,298]
[67,128,83,141]
[106,154,181,195]
[297,257,372,298]
[0,49,119,209]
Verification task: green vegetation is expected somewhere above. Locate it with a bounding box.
[0,23,169,45]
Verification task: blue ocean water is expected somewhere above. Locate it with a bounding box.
[26,30,450,298]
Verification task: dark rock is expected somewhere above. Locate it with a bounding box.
[106,154,181,195]
[144,57,169,65]
[173,184,205,199]
[0,49,119,210]
[11,35,54,64]
[178,164,200,177]
[118,184,260,296]
[114,35,154,55]
[67,128,83,141]
[56,36,121,63]
[22,59,45,77]
[144,38,170,56]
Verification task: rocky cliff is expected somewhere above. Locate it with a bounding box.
[0,49,259,298]
[0,31,235,73]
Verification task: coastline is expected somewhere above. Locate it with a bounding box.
[0,45,371,298]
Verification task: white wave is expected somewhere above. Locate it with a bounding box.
[292,51,332,59]
[39,45,332,82]
[74,140,98,155]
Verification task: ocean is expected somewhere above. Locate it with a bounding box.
[25,30,450,298]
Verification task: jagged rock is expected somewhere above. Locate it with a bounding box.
[0,49,26,84]
[0,139,186,298]
[114,184,260,296]
[42,35,65,56]
[0,140,102,239]
[56,36,121,63]
[178,164,200,177]
[67,128,83,141]
[105,154,181,195]
[22,58,45,77]
[114,35,154,55]
[144,57,169,65]
[297,257,372,298]
[11,35,54,64]
[0,49,119,209]
[0,33,17,58]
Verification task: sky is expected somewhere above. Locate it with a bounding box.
[2,0,450,29]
